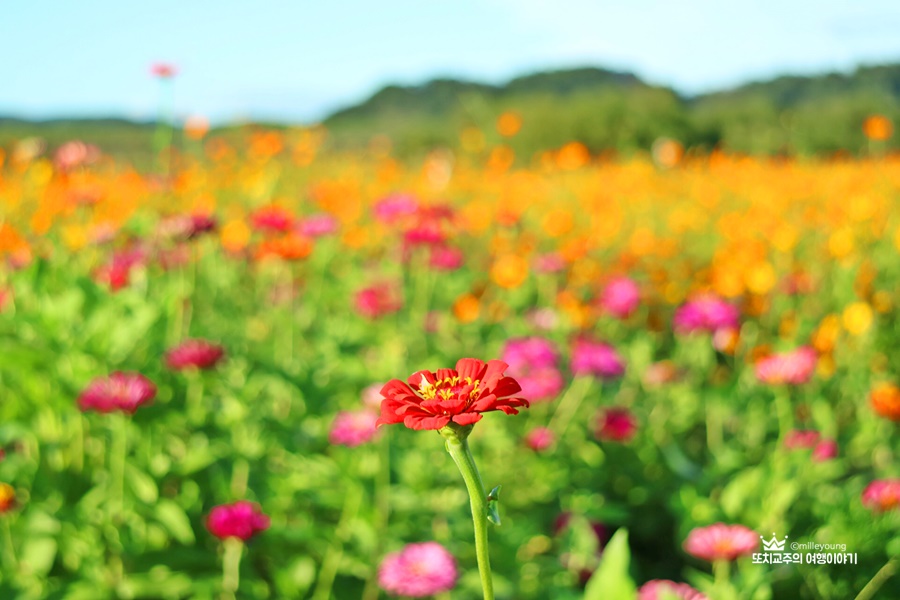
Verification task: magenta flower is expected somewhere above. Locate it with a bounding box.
[502,337,565,402]
[755,346,817,385]
[354,283,403,319]
[429,245,464,271]
[378,542,458,597]
[78,372,157,414]
[297,214,338,238]
[373,194,419,224]
[596,407,638,442]
[673,294,740,334]
[206,501,270,541]
[812,439,838,462]
[188,213,218,238]
[683,523,758,562]
[600,277,640,319]
[862,479,900,512]
[571,339,626,379]
[525,427,555,452]
[250,206,294,234]
[95,249,145,291]
[165,339,225,371]
[638,580,708,600]
[329,410,380,447]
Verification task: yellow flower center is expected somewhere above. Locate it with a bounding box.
[418,374,481,401]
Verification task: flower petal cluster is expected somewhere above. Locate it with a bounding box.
[376,358,529,430]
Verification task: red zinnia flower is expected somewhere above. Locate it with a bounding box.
[596,407,638,442]
[165,339,225,371]
[206,501,270,541]
[376,358,529,430]
[78,372,157,414]
[862,479,900,512]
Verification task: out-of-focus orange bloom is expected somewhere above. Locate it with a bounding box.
[828,228,855,259]
[842,302,873,335]
[341,226,369,249]
[555,142,590,170]
[248,131,284,160]
[487,146,515,172]
[556,290,590,328]
[0,223,28,255]
[221,219,251,253]
[872,291,893,314]
[651,137,684,168]
[541,209,574,238]
[871,383,900,421]
[745,261,777,295]
[452,293,480,323]
[812,315,840,353]
[863,115,893,141]
[490,254,529,289]
[0,482,14,513]
[184,115,210,140]
[496,112,522,137]
[256,234,313,261]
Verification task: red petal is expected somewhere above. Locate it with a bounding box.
[452,412,483,426]
[381,379,416,399]
[490,376,522,399]
[403,414,451,430]
[456,358,487,382]
[436,368,456,381]
[407,370,436,390]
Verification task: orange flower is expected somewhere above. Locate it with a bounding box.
[490,254,529,289]
[453,293,480,323]
[256,234,313,261]
[863,115,893,141]
[871,383,900,421]
[496,112,522,137]
[0,482,15,513]
[555,142,590,170]
[220,219,251,253]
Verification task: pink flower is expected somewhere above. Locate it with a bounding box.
[150,63,177,78]
[329,410,380,447]
[373,194,419,224]
[784,430,820,450]
[250,206,294,234]
[95,249,145,291]
[378,542,458,597]
[683,523,758,562]
[54,141,100,171]
[361,383,385,410]
[596,407,637,442]
[206,501,270,541]
[600,277,640,319]
[165,339,225,371]
[812,439,838,462]
[297,214,338,238]
[429,245,464,271]
[354,283,403,319]
[674,294,740,334]
[525,427,555,451]
[78,372,157,414]
[526,308,559,331]
[571,338,625,379]
[188,213,218,238]
[502,337,564,402]
[533,253,566,274]
[755,346,817,385]
[638,580,708,600]
[862,479,900,512]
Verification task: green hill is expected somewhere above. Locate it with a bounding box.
[2,63,899,162]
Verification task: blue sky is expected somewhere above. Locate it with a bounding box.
[3,0,900,123]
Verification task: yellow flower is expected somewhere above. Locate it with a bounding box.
[842,302,873,335]
[490,254,529,289]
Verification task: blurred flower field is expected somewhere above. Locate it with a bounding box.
[0,131,899,599]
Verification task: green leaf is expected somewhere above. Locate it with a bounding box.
[20,537,57,578]
[155,499,196,545]
[583,529,637,600]
[487,485,501,526]
[127,465,159,504]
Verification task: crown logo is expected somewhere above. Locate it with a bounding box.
[760,533,788,552]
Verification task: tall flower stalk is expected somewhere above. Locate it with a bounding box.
[376,358,529,600]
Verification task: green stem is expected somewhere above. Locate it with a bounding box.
[2,517,18,574]
[548,376,594,437]
[855,557,897,600]
[311,483,362,600]
[230,459,250,499]
[713,559,730,598]
[187,373,205,425]
[222,537,243,599]
[707,398,723,455]
[774,386,793,441]
[110,415,128,518]
[362,436,391,600]
[441,425,494,600]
